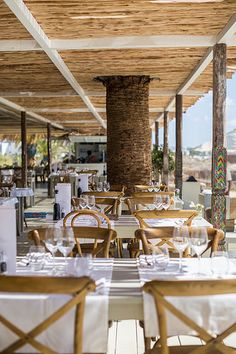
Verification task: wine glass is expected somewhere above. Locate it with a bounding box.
[153,195,162,210]
[88,195,95,209]
[79,195,88,209]
[162,196,171,210]
[103,181,109,192]
[97,182,103,192]
[189,227,208,274]
[44,227,62,274]
[172,227,189,272]
[57,227,75,268]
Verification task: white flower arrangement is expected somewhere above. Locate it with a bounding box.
[189,202,204,214]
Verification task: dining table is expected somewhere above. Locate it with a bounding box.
[1,256,236,353]
[56,214,213,239]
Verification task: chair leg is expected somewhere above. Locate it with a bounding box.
[117,239,123,258]
[139,320,151,351]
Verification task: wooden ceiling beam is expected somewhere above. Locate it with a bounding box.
[4,0,106,130]
[2,34,236,52]
[0,90,76,97]
[24,107,176,113]
[0,89,205,97]
[0,97,64,130]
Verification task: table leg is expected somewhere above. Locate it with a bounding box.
[18,197,24,235]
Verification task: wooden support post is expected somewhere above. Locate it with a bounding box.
[175,94,183,198]
[155,121,159,146]
[21,111,27,188]
[47,123,52,197]
[212,43,227,232]
[163,111,169,186]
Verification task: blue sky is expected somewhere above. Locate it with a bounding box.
[157,73,236,149]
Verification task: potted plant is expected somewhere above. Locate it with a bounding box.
[152,145,175,181]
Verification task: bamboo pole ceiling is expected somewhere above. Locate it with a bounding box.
[0,0,236,134]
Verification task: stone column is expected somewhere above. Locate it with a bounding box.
[163,111,169,186]
[97,76,152,194]
[175,94,183,198]
[212,43,227,232]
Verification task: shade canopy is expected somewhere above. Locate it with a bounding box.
[0,0,236,135]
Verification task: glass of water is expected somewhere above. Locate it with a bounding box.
[28,246,46,271]
[152,245,169,270]
[211,251,229,277]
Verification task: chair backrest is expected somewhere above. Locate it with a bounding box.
[64,209,117,257]
[143,278,236,354]
[109,184,127,194]
[126,192,175,214]
[0,275,95,354]
[71,196,120,216]
[28,227,54,246]
[134,209,198,228]
[82,191,124,198]
[134,185,159,192]
[135,226,224,256]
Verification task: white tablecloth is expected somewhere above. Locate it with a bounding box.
[0,258,113,353]
[143,216,212,228]
[11,188,34,197]
[139,258,236,337]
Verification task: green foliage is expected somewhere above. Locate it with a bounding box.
[152,144,175,174]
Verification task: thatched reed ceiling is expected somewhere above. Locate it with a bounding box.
[0,0,236,135]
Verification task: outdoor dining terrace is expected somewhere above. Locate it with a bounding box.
[0,0,236,353]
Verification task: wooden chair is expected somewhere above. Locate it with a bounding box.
[134,209,198,229]
[110,184,127,194]
[64,209,117,258]
[134,185,160,192]
[82,191,124,198]
[126,192,175,214]
[143,279,236,354]
[0,275,95,354]
[71,196,120,216]
[28,228,48,246]
[135,226,224,257]
[128,210,198,258]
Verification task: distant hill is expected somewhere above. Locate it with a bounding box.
[191,129,236,155]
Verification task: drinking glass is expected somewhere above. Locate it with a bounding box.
[153,195,162,210]
[172,227,189,272]
[103,181,110,192]
[97,182,103,192]
[28,246,46,271]
[79,195,88,209]
[189,227,208,274]
[162,196,171,210]
[88,195,95,209]
[152,246,169,270]
[44,227,61,274]
[75,254,93,276]
[211,251,229,277]
[57,227,75,267]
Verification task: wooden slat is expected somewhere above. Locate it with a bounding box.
[23,1,236,39]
